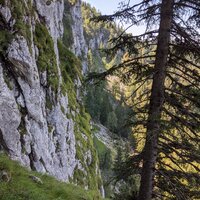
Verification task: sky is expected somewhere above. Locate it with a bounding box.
[83,0,146,35]
[83,0,124,15]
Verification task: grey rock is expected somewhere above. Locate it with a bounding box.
[0,0,102,193]
[93,122,116,151]
[7,36,39,87]
[0,5,11,23]
[0,63,21,159]
[34,0,64,41]
[70,0,88,73]
[84,150,92,165]
[0,170,11,182]
[29,175,43,184]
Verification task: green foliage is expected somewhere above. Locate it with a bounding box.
[84,83,103,120]
[89,0,200,199]
[0,31,12,56]
[93,136,113,197]
[106,111,117,132]
[81,2,118,43]
[0,0,34,56]
[11,0,33,48]
[82,3,133,138]
[0,154,103,200]
[46,95,53,110]
[87,50,104,72]
[112,175,140,200]
[18,119,27,136]
[34,23,58,92]
[93,137,112,170]
[34,23,55,71]
[63,0,74,47]
[114,103,134,138]
[15,21,31,44]
[60,105,65,114]
[57,40,82,111]
[57,37,101,191]
[58,40,82,81]
[0,65,14,90]
[72,104,102,191]
[84,83,133,138]
[47,124,54,134]
[99,94,113,125]
[112,146,140,200]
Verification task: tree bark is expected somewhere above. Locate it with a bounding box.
[138,0,174,200]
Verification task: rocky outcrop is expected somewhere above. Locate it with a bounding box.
[34,0,64,41]
[0,4,11,23]
[94,123,117,152]
[0,62,21,157]
[70,0,88,73]
[0,0,101,192]
[93,122,127,157]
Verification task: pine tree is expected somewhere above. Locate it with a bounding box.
[139,1,174,199]
[88,0,200,199]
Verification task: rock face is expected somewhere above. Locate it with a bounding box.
[70,0,88,73]
[0,0,100,192]
[94,123,117,152]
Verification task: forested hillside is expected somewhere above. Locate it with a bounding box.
[89,0,200,200]
[82,3,137,197]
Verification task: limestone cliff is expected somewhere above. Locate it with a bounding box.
[0,0,101,192]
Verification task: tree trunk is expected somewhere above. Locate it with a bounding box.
[138,0,174,200]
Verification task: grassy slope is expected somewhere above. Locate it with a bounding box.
[0,154,103,200]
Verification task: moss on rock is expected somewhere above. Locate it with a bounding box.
[34,23,59,92]
[11,0,33,49]
[0,30,12,56]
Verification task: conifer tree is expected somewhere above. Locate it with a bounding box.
[89,0,200,199]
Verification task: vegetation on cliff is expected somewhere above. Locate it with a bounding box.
[0,154,103,200]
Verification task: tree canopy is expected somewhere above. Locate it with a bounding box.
[88,0,200,199]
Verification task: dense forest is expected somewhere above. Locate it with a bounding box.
[89,0,200,200]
